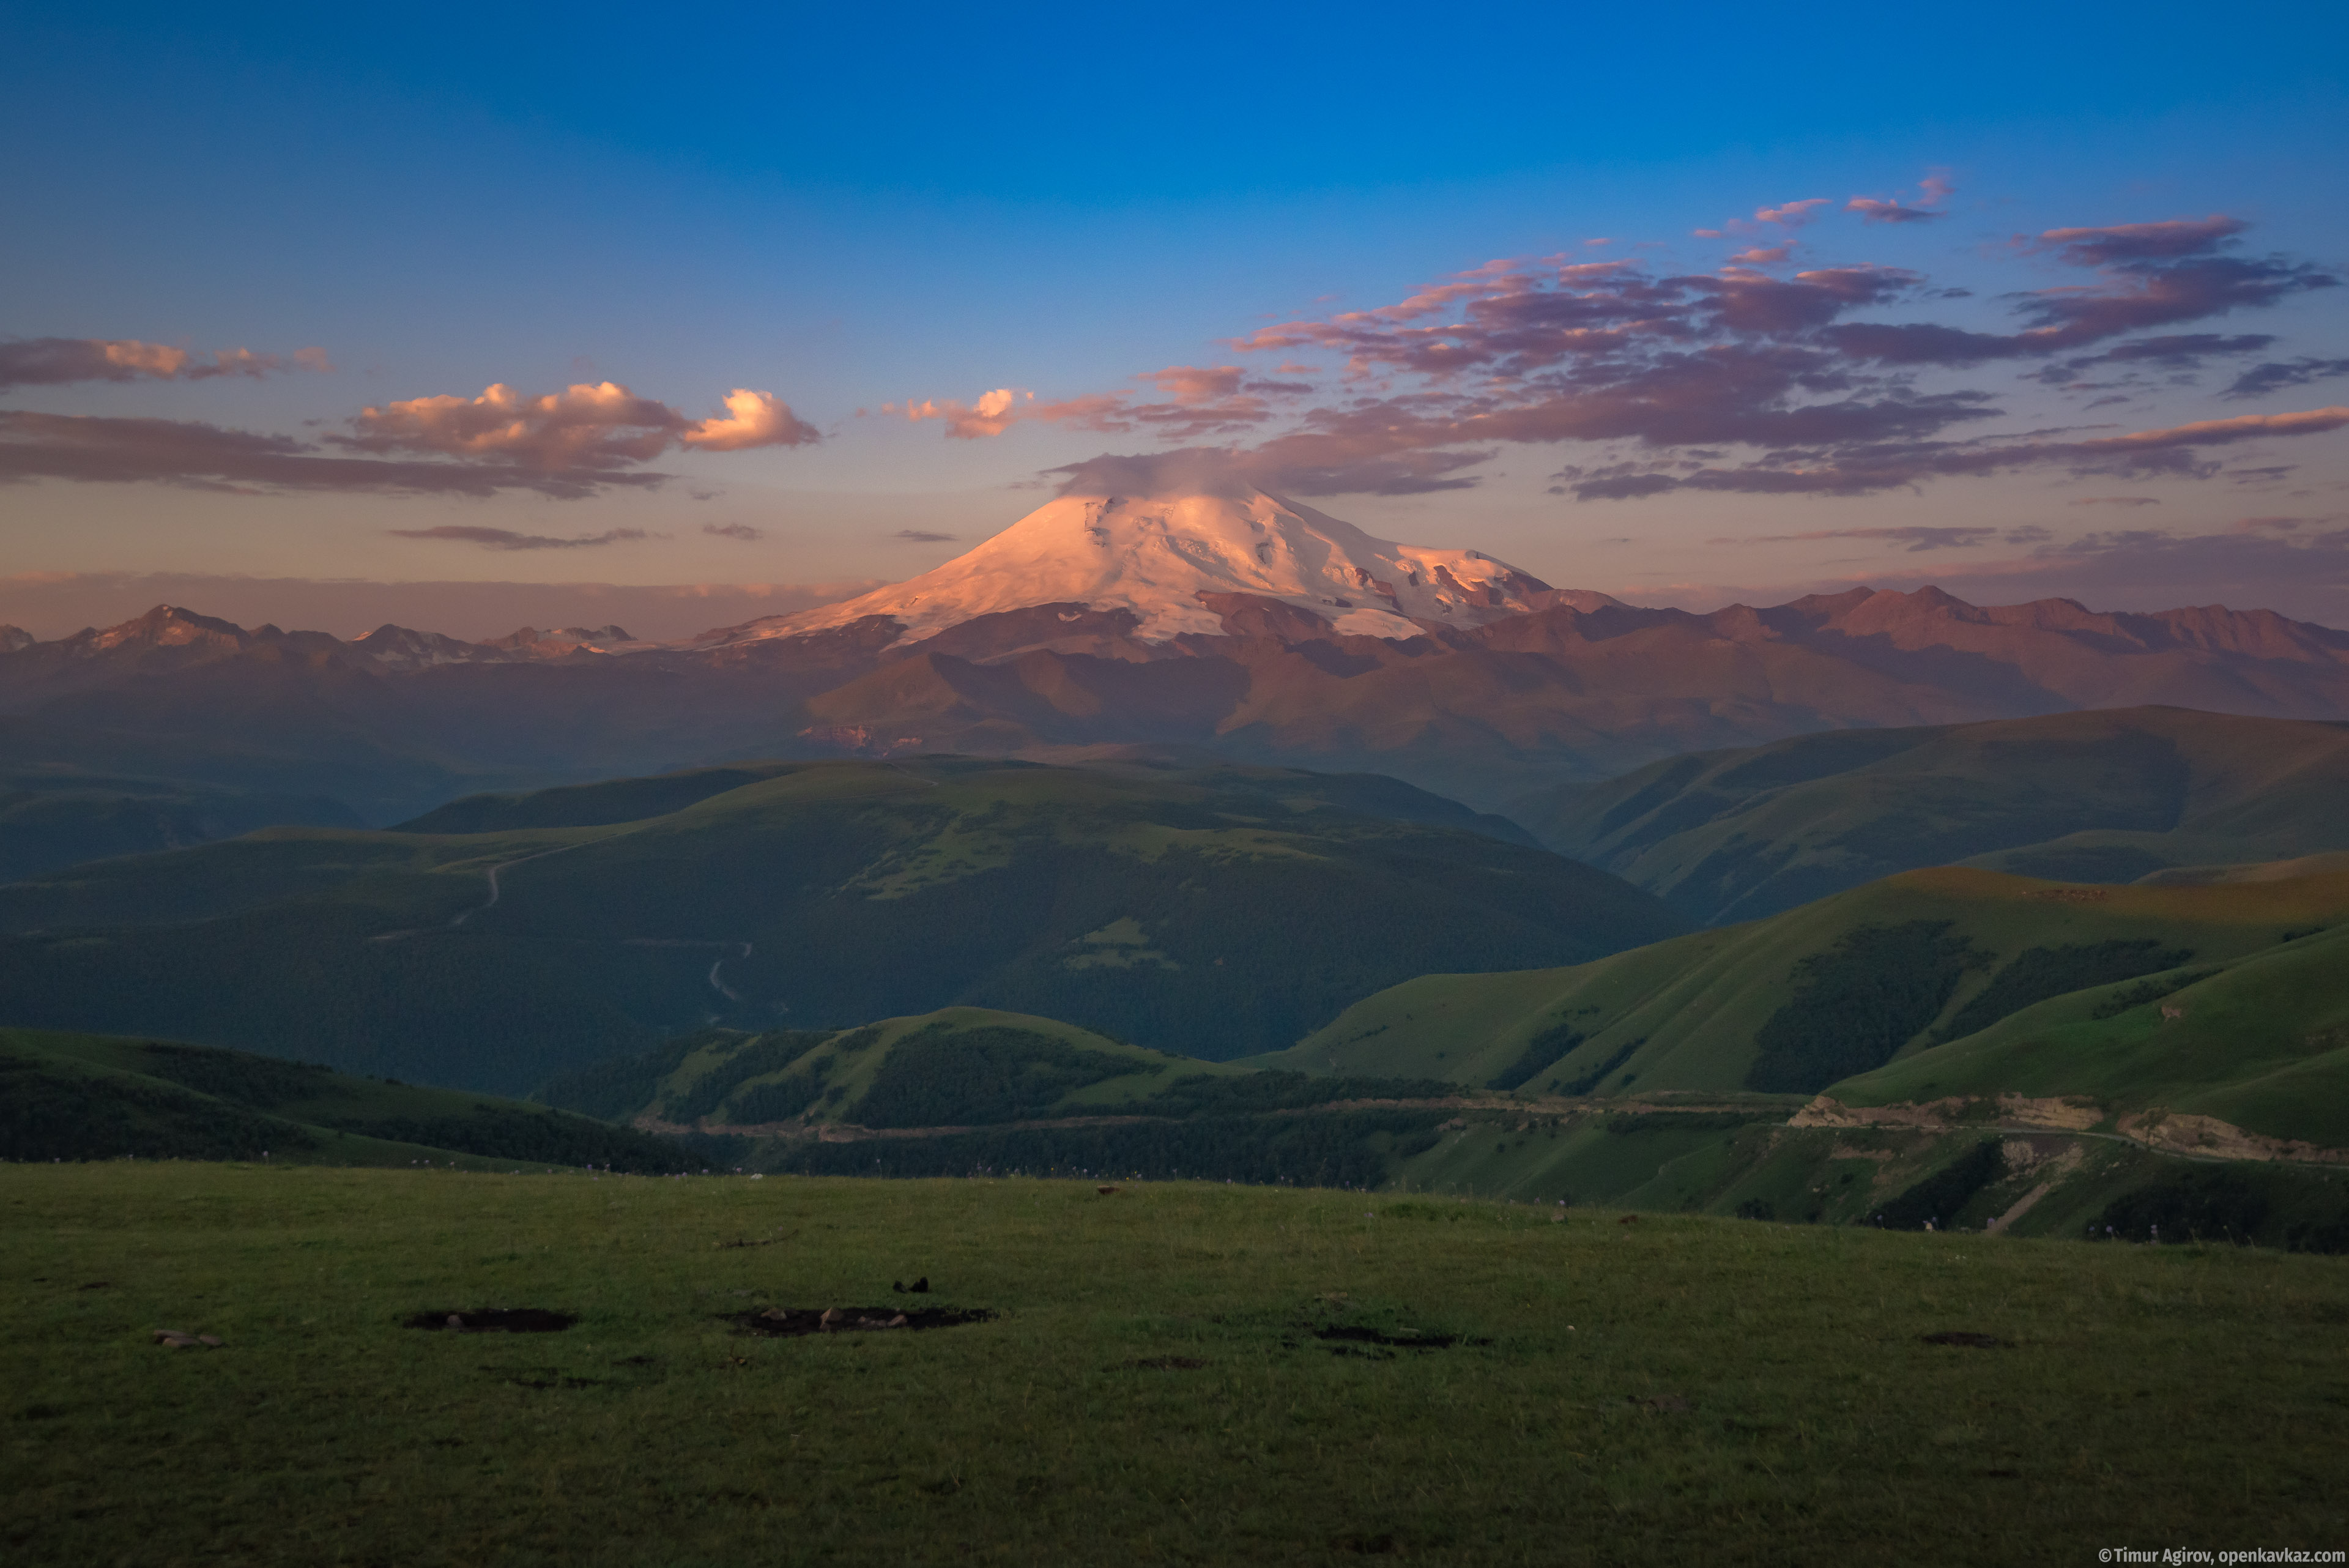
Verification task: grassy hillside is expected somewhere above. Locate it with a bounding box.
[0,768,360,883]
[0,757,1682,1090]
[7,1164,2345,1566]
[1255,863,2349,1147]
[546,1006,1464,1192]
[541,1007,1255,1126]
[1833,918,2349,1146]
[0,1028,696,1171]
[1508,707,2349,924]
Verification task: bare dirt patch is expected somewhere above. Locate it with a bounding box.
[405,1309,578,1332]
[1312,1325,1482,1351]
[727,1306,996,1337]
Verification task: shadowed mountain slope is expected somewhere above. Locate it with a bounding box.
[0,757,1679,1091]
[1508,707,2349,925]
[1,1028,694,1169]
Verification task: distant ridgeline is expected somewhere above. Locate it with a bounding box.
[0,1028,696,1171]
[1510,707,2349,926]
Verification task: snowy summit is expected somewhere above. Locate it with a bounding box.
[715,484,1560,647]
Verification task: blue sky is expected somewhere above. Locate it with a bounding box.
[4,1,2346,637]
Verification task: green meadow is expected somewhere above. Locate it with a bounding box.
[6,1164,2345,1566]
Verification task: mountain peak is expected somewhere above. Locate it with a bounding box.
[707,488,1558,648]
[89,603,256,652]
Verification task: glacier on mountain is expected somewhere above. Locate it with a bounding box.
[705,488,1559,646]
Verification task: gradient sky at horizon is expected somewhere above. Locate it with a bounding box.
[4,1,2347,638]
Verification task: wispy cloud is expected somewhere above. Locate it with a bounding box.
[2227,357,2349,399]
[0,336,331,387]
[2,377,819,498]
[892,529,956,542]
[342,382,818,467]
[1707,524,2049,552]
[0,410,669,497]
[1559,406,2349,500]
[702,522,763,540]
[965,204,2347,501]
[386,526,654,551]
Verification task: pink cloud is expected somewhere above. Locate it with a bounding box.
[949,204,2344,508]
[893,371,1279,444]
[344,381,818,467]
[678,388,821,450]
[1847,197,1943,225]
[1848,170,1956,224]
[1753,198,1832,228]
[888,387,1027,439]
[2032,215,2246,266]
[0,336,332,388]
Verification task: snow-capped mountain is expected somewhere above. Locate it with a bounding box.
[705,488,1562,647]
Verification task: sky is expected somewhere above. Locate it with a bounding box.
[4,1,2347,639]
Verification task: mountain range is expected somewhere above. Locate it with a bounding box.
[4,486,2347,869]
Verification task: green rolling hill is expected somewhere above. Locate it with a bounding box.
[0,756,1682,1091]
[1507,707,2349,926]
[1,1028,695,1170]
[539,1004,1464,1190]
[1255,861,2349,1144]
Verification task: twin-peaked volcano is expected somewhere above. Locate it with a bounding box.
[708,488,1575,647]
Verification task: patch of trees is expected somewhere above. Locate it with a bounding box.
[133,1042,335,1110]
[538,1029,749,1120]
[1126,1071,1456,1118]
[1872,1140,2003,1230]
[853,1025,1140,1128]
[727,1069,833,1124]
[322,1107,694,1173]
[1745,922,1986,1094]
[2096,1168,2268,1245]
[0,1053,314,1162]
[766,1107,1449,1189]
[2090,969,2218,1020]
[2093,1167,2349,1253]
[666,1031,836,1122]
[1939,940,2196,1041]
[1603,1110,1772,1137]
[1556,1038,1644,1096]
[1486,1022,1583,1091]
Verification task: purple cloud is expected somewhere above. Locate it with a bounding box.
[0,411,668,497]
[0,336,330,388]
[386,526,653,551]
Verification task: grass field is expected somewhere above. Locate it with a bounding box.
[6,1165,2345,1566]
